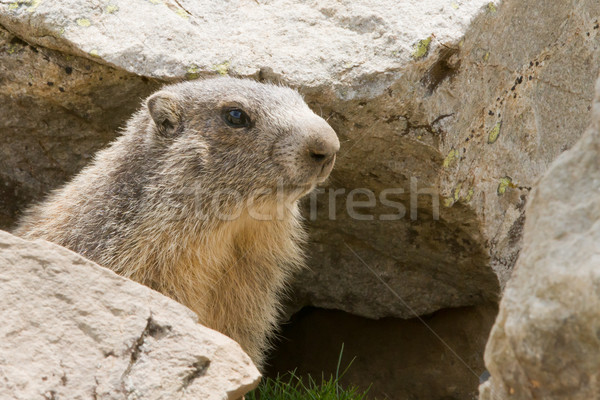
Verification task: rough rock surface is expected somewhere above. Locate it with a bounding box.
[293,0,600,318]
[1,0,600,320]
[0,230,260,400]
[0,0,489,86]
[478,75,600,400]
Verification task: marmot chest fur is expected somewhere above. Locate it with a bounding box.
[14,77,340,367]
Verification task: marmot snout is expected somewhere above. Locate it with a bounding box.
[15,77,339,367]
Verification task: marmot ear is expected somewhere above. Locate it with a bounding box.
[147,91,182,137]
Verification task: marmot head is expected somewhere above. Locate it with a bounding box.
[143,77,339,217]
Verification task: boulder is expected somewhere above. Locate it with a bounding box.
[0,230,260,400]
[293,0,600,318]
[479,73,600,400]
[1,0,600,320]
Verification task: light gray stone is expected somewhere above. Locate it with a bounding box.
[293,0,600,318]
[0,230,260,400]
[479,73,600,399]
[0,0,489,87]
[1,0,600,320]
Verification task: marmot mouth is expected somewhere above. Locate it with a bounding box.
[316,154,336,182]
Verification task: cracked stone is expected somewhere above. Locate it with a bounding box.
[480,72,600,399]
[0,230,260,400]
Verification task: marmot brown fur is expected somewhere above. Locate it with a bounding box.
[14,77,339,367]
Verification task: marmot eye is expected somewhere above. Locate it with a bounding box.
[224,108,251,128]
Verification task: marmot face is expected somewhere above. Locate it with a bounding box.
[146,78,339,211]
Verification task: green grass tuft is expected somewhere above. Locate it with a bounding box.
[247,344,370,400]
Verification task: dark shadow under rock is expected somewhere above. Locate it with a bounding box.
[266,304,498,400]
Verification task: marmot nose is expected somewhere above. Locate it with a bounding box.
[307,135,340,165]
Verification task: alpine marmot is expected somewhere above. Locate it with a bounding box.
[15,77,340,367]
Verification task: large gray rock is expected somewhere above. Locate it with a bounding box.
[479,74,600,399]
[0,230,260,400]
[291,0,600,318]
[1,0,600,320]
[0,0,489,85]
